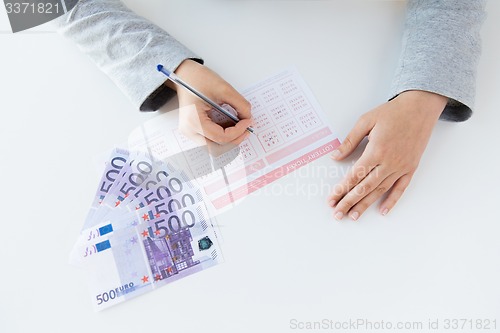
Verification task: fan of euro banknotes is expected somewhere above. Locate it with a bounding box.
[70,147,222,311]
[71,68,341,311]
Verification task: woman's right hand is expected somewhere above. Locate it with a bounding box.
[168,59,253,146]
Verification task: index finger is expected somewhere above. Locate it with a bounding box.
[328,154,378,205]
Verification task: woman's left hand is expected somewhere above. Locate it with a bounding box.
[328,90,448,221]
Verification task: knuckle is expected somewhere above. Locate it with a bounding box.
[354,201,368,214]
[340,198,355,209]
[353,185,364,196]
[360,183,372,194]
[342,137,353,151]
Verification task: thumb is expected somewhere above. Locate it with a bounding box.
[332,114,373,160]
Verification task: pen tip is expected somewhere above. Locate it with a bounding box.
[157,64,163,72]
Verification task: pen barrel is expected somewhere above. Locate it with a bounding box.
[158,64,254,133]
[169,73,240,124]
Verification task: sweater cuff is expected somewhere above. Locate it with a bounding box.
[389,0,486,122]
[55,0,203,111]
[139,57,204,112]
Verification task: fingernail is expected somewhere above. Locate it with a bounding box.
[328,199,336,207]
[331,150,341,159]
[381,208,389,216]
[350,211,359,221]
[334,211,344,220]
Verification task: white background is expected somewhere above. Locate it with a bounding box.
[1,1,499,332]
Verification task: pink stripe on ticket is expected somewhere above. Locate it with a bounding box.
[266,127,333,164]
[211,139,341,209]
[204,159,266,195]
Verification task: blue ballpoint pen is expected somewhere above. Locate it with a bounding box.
[157,64,255,134]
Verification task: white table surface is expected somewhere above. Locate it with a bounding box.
[1,1,499,332]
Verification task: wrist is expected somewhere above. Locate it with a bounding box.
[395,90,447,120]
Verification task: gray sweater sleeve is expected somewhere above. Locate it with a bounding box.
[56,0,202,111]
[390,0,487,121]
